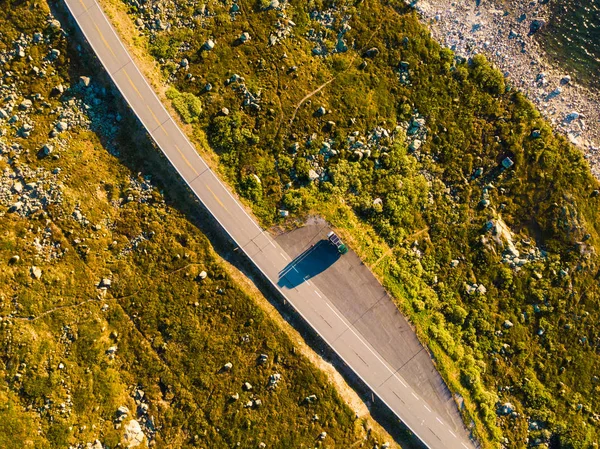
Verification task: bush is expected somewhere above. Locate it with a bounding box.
[166,87,202,123]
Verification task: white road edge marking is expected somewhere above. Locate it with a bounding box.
[411,392,419,400]
[449,430,456,438]
[436,417,444,425]
[424,404,431,413]
[325,302,405,378]
[279,252,287,260]
[314,290,322,298]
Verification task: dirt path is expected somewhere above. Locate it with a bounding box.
[286,25,382,131]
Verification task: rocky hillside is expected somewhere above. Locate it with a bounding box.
[103,0,600,446]
[0,2,399,448]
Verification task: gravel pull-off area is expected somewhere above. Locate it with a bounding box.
[412,0,600,178]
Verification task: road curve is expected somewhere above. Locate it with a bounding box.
[63,1,476,447]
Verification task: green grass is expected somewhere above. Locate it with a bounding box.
[112,0,600,446]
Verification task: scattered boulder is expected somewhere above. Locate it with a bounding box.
[318,432,327,440]
[79,76,91,87]
[50,84,65,96]
[203,39,215,51]
[30,266,42,280]
[268,373,281,388]
[243,382,253,391]
[198,271,208,280]
[565,111,580,121]
[42,144,54,156]
[239,32,251,43]
[308,169,319,181]
[219,107,230,116]
[19,99,33,110]
[314,106,326,117]
[498,402,514,416]
[263,0,279,9]
[222,362,233,372]
[9,201,23,213]
[501,157,514,169]
[116,405,130,419]
[503,320,514,329]
[409,139,422,151]
[560,75,571,85]
[123,419,145,448]
[179,58,189,68]
[363,47,380,58]
[9,255,20,265]
[106,346,118,357]
[48,48,61,60]
[48,19,62,31]
[304,394,317,404]
[531,129,541,138]
[529,19,546,35]
[99,278,112,288]
[89,440,104,449]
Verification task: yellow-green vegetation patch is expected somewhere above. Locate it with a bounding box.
[166,87,202,124]
[116,0,600,446]
[0,2,398,448]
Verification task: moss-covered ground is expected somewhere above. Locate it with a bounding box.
[0,2,401,448]
[97,0,600,447]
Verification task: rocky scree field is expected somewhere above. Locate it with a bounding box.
[107,0,600,447]
[0,2,401,449]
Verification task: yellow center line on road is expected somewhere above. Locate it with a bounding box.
[123,69,143,99]
[174,144,198,176]
[147,105,169,136]
[93,23,117,59]
[205,183,228,212]
[78,0,87,11]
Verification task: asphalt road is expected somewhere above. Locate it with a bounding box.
[276,217,465,432]
[63,1,476,447]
